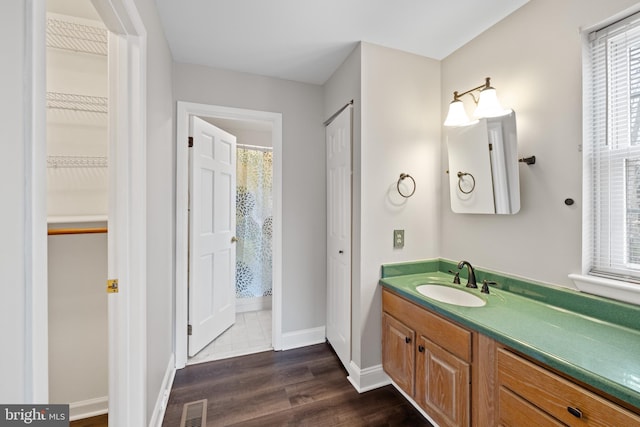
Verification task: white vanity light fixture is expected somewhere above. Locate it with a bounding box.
[444,77,511,126]
[443,98,477,127]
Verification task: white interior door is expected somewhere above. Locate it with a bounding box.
[188,116,237,357]
[326,106,352,371]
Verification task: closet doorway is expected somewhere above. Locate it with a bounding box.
[45,0,109,421]
[175,102,283,368]
[40,0,148,424]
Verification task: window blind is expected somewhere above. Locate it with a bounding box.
[587,12,640,282]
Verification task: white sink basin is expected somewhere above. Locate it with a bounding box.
[416,284,486,307]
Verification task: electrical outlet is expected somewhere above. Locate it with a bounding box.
[393,229,404,248]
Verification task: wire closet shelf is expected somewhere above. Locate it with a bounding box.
[46,16,108,56]
[47,155,108,169]
[46,92,108,114]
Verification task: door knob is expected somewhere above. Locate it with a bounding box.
[231,236,238,243]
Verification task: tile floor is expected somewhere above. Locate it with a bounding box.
[188,309,272,365]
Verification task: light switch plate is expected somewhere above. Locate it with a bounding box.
[394,229,404,248]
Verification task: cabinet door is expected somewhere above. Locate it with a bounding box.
[416,336,470,427]
[382,313,415,396]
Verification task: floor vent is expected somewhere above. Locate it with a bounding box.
[180,399,207,427]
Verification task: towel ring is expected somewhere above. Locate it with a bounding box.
[397,173,416,198]
[457,172,476,194]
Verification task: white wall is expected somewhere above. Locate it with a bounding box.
[440,0,640,288]
[0,0,28,404]
[48,232,108,407]
[359,43,441,369]
[324,43,442,372]
[173,64,326,334]
[131,0,176,421]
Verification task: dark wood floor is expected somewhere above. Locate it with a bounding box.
[162,343,432,426]
[70,414,108,427]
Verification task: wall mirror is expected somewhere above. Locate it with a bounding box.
[446,111,520,214]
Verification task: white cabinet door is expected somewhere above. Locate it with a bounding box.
[326,106,352,371]
[188,116,237,357]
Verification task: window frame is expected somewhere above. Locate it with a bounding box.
[572,7,640,305]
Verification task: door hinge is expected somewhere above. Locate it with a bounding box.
[489,143,493,151]
[107,279,119,294]
[188,324,192,335]
[188,136,194,148]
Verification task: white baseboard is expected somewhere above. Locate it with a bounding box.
[149,354,176,427]
[69,396,108,421]
[346,362,391,393]
[280,326,326,350]
[236,296,272,313]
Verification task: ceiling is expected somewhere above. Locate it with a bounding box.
[155,0,529,85]
[46,0,100,20]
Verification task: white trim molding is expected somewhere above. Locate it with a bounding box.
[569,274,640,306]
[25,0,49,403]
[280,327,327,351]
[149,354,176,427]
[175,101,283,368]
[97,1,148,425]
[69,397,108,421]
[346,362,390,393]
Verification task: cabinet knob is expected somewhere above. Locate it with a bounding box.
[405,337,411,344]
[567,407,583,419]
[418,345,425,352]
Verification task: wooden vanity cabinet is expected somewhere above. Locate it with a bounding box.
[382,288,640,427]
[382,289,472,427]
[497,348,640,426]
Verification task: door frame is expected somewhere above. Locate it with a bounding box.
[175,101,283,368]
[100,3,148,425]
[28,0,148,424]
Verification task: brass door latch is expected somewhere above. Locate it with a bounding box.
[107,279,119,294]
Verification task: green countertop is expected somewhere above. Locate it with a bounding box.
[379,260,640,410]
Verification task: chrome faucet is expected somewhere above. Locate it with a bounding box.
[457,260,477,288]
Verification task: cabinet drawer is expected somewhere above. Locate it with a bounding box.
[499,386,563,427]
[382,289,471,362]
[498,348,640,426]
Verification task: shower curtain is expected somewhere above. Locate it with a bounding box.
[236,146,273,298]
